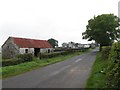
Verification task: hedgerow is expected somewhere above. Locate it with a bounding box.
[39,49,75,59]
[101,46,111,60]
[2,53,33,67]
[106,42,120,88]
[2,48,89,67]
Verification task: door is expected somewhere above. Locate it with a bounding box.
[34,48,40,57]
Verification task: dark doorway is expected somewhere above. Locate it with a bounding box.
[34,48,40,57]
[48,49,50,53]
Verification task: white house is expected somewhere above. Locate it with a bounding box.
[62,42,91,49]
[68,42,76,48]
[77,44,84,48]
[83,44,90,48]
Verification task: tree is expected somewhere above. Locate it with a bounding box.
[62,42,68,48]
[82,14,120,51]
[48,38,58,48]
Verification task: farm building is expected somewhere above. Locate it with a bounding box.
[2,37,53,59]
[62,42,90,49]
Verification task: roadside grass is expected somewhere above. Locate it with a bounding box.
[86,52,109,88]
[1,51,85,79]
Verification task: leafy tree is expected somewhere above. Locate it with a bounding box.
[48,38,58,48]
[62,42,68,48]
[82,14,120,51]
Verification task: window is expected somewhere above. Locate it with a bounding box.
[25,49,28,53]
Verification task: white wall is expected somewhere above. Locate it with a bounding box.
[78,44,84,48]
[19,48,34,54]
[40,48,47,53]
[84,45,90,48]
[68,43,74,48]
[28,48,34,54]
[19,48,53,54]
[40,48,53,53]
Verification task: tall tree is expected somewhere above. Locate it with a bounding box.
[82,14,120,51]
[62,42,68,48]
[48,38,58,48]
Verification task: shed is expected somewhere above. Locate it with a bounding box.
[2,37,53,59]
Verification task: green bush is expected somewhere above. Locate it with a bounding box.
[40,52,62,59]
[39,49,76,59]
[109,42,120,61]
[80,48,89,52]
[106,42,120,88]
[2,59,19,67]
[2,53,33,67]
[17,53,33,62]
[101,46,111,60]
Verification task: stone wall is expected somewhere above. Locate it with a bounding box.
[2,37,19,59]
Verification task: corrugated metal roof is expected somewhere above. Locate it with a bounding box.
[12,37,53,48]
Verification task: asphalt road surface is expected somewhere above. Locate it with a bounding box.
[2,48,98,88]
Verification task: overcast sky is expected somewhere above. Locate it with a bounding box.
[0,0,119,47]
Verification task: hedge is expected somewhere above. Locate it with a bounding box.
[2,48,88,67]
[39,48,88,59]
[39,49,75,59]
[101,46,111,60]
[2,53,33,67]
[17,53,33,62]
[106,42,120,88]
[40,52,62,59]
[2,59,19,67]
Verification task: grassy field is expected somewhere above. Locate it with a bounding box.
[1,51,85,79]
[86,53,109,88]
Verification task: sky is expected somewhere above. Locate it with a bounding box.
[0,0,119,47]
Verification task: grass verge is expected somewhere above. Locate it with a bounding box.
[1,51,85,79]
[86,52,109,88]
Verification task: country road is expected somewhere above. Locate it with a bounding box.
[2,48,98,88]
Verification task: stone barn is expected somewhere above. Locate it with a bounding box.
[2,37,53,59]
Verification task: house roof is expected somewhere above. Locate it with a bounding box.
[12,37,53,48]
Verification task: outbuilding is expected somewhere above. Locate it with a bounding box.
[2,37,53,59]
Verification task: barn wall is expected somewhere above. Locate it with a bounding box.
[19,48,54,54]
[19,48,34,54]
[2,37,19,59]
[40,48,53,53]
